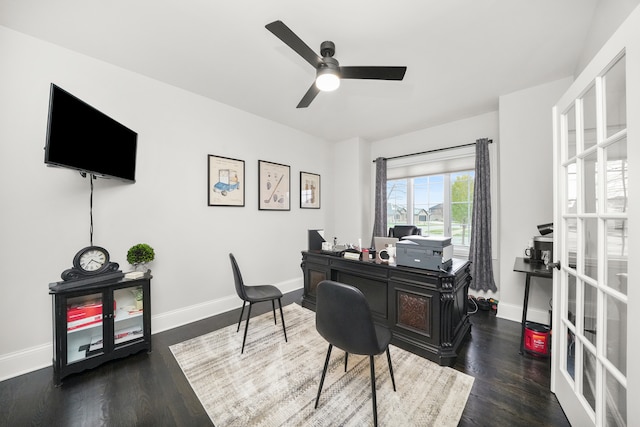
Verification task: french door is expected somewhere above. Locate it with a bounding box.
[551,8,639,425]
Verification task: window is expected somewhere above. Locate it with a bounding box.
[387,170,475,252]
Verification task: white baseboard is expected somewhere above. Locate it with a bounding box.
[0,343,53,383]
[0,279,303,382]
[153,278,302,334]
[496,301,551,325]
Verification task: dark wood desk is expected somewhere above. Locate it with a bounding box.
[301,251,472,366]
[513,257,553,354]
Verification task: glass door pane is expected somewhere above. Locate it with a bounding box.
[605,138,627,214]
[583,282,598,346]
[66,292,104,363]
[605,370,627,426]
[605,294,627,375]
[605,56,626,138]
[583,349,597,411]
[582,85,597,151]
[113,286,145,347]
[583,218,598,280]
[567,105,577,159]
[567,217,578,268]
[584,151,598,214]
[567,162,577,213]
[606,219,627,295]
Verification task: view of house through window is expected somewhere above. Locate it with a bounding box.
[387,170,475,249]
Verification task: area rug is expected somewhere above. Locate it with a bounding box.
[170,303,474,426]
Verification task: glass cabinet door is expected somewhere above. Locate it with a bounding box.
[66,292,104,363]
[113,286,145,347]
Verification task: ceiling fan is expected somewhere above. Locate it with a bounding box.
[265,20,407,108]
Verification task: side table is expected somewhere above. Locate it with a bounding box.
[513,257,553,355]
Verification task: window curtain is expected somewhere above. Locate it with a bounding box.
[371,157,387,247]
[469,138,497,292]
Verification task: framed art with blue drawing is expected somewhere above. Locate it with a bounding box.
[208,155,245,207]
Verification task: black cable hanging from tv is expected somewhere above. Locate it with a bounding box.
[89,174,94,246]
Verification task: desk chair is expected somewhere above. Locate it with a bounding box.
[229,253,287,353]
[388,225,421,239]
[314,280,396,427]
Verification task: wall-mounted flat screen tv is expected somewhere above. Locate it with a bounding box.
[44,83,137,183]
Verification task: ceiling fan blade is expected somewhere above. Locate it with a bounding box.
[340,66,407,80]
[297,83,321,108]
[266,20,323,69]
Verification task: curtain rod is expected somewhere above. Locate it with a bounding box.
[372,139,493,163]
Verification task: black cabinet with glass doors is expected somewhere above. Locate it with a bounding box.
[49,273,152,385]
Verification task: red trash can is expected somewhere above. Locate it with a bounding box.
[524,321,550,357]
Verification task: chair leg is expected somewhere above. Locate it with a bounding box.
[241,303,253,354]
[386,347,396,392]
[277,298,287,342]
[271,300,277,324]
[344,352,349,372]
[369,355,378,427]
[315,343,333,409]
[236,301,246,333]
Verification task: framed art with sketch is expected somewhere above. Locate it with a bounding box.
[300,171,320,209]
[208,155,245,207]
[258,160,290,211]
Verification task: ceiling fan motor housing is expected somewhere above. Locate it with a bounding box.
[320,41,335,58]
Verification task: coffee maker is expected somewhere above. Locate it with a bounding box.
[525,223,553,264]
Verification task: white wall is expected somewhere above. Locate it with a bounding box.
[497,77,573,324]
[0,26,331,379]
[330,137,372,248]
[574,0,640,76]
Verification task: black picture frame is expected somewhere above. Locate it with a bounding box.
[300,171,320,209]
[258,160,290,211]
[208,155,245,207]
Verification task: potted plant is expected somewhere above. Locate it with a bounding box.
[133,286,144,310]
[127,243,155,272]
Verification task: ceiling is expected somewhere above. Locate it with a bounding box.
[0,0,599,142]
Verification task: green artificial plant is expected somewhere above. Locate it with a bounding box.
[127,243,155,270]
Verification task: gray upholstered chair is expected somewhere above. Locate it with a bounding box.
[314,280,396,427]
[229,253,287,353]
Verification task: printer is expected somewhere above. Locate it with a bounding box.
[396,236,453,271]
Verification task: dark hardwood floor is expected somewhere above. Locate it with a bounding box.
[0,290,569,426]
[455,306,569,427]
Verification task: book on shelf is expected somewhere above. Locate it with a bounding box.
[85,335,104,357]
[84,326,143,357]
[67,300,116,331]
[124,271,145,279]
[114,326,143,345]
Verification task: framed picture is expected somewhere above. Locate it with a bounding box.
[300,171,320,209]
[208,155,245,207]
[258,160,290,211]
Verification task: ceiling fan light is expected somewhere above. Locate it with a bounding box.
[315,70,340,92]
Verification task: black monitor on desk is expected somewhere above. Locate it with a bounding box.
[308,229,325,250]
[389,225,422,239]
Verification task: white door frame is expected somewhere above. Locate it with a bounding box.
[551,5,640,426]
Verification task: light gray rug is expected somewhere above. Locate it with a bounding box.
[170,303,474,426]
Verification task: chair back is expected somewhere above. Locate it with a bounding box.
[229,253,248,300]
[316,280,380,355]
[388,225,421,238]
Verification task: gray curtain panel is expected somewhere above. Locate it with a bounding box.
[469,139,497,292]
[371,157,388,247]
